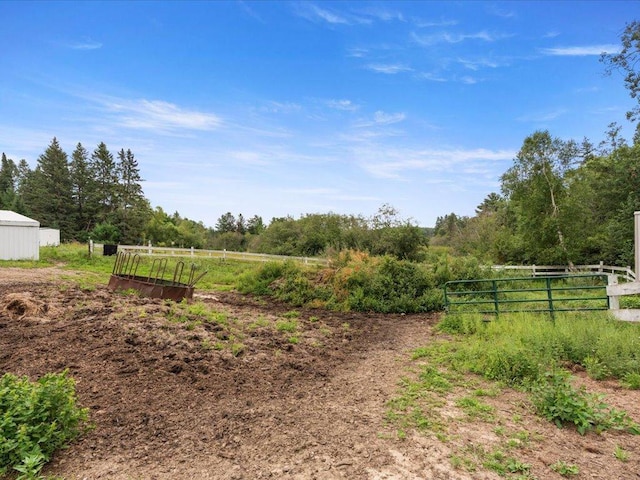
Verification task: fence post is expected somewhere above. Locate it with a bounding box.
[148,241,152,255]
[546,277,554,320]
[492,280,499,316]
[608,275,619,310]
[191,246,194,257]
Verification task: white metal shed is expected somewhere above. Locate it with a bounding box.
[39,228,60,246]
[0,210,40,260]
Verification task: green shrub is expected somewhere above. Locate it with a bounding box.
[0,371,89,479]
[530,371,639,435]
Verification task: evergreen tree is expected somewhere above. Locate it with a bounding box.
[115,148,150,243]
[22,138,74,239]
[91,142,119,223]
[69,143,96,238]
[0,153,17,209]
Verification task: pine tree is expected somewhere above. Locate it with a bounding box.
[70,143,97,238]
[22,138,74,239]
[0,153,17,209]
[91,142,119,223]
[115,148,149,243]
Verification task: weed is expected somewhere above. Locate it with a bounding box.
[231,343,245,357]
[584,356,611,380]
[0,371,89,478]
[614,445,629,462]
[550,461,579,476]
[531,371,640,435]
[309,316,319,322]
[276,319,298,333]
[455,396,495,421]
[282,310,300,318]
[288,336,299,344]
[621,372,640,389]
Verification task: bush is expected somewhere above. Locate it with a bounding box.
[0,371,89,479]
[531,371,640,435]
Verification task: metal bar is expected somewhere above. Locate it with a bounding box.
[172,261,184,286]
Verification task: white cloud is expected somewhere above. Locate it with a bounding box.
[414,18,458,28]
[517,109,567,122]
[412,30,508,47]
[103,98,222,132]
[326,99,359,111]
[373,111,405,125]
[365,63,412,74]
[357,147,515,179]
[458,57,502,70]
[541,44,620,56]
[295,2,351,25]
[65,39,103,50]
[353,111,406,128]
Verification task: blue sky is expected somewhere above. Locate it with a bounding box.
[0,1,636,228]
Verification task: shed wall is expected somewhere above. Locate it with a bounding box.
[0,225,40,260]
[39,228,61,247]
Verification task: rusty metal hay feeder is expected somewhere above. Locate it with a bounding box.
[107,251,207,301]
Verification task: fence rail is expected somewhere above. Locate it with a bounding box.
[491,263,635,282]
[116,244,329,266]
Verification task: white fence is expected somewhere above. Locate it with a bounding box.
[492,263,636,282]
[117,244,329,266]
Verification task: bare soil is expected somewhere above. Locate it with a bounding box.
[0,267,639,479]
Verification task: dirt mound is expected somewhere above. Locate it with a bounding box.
[1,292,49,319]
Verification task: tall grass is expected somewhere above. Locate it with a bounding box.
[439,312,640,384]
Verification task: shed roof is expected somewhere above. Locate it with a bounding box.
[0,210,40,227]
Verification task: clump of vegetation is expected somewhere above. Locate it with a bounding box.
[238,251,452,313]
[0,371,89,479]
[531,371,639,435]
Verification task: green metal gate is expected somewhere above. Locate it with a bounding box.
[444,274,610,317]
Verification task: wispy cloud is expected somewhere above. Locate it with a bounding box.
[326,99,359,111]
[517,109,567,122]
[347,47,369,58]
[65,39,103,50]
[412,30,508,47]
[358,147,515,179]
[414,18,458,28]
[460,76,478,85]
[354,111,406,128]
[541,44,620,56]
[418,72,448,82]
[102,98,222,132]
[356,7,405,22]
[365,63,412,74]
[457,57,503,71]
[260,101,302,114]
[486,5,516,19]
[294,2,352,25]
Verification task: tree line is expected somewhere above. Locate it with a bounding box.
[0,140,429,259]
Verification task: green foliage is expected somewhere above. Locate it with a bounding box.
[0,371,89,479]
[550,461,579,476]
[531,370,640,435]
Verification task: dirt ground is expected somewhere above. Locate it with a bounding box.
[1,266,639,480]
